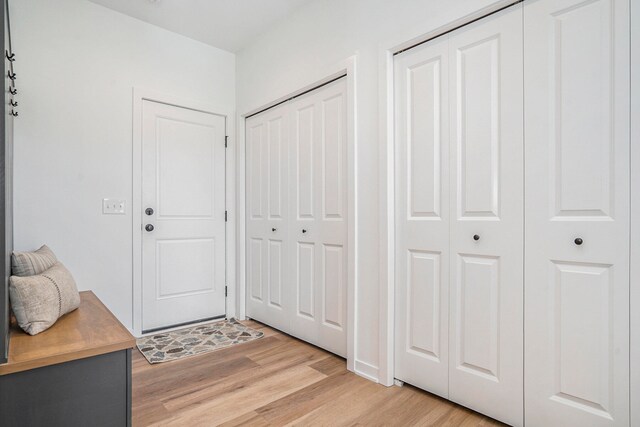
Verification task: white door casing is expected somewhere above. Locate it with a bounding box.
[246,78,349,357]
[447,5,524,426]
[524,0,630,425]
[141,100,227,331]
[394,34,450,398]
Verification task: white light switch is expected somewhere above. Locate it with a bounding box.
[103,199,126,215]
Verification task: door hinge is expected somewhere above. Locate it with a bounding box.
[225,135,228,148]
[225,210,228,222]
[225,286,228,297]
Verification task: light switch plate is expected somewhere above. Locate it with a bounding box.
[103,199,126,215]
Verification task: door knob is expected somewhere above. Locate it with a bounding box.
[473,234,480,241]
[272,227,277,232]
[145,207,154,216]
[574,237,583,246]
[302,229,308,234]
[145,224,154,232]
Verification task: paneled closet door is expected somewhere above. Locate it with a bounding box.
[288,78,348,357]
[448,5,523,426]
[524,0,630,425]
[394,35,450,398]
[245,105,292,332]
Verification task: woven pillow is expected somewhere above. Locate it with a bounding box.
[11,245,58,277]
[9,262,81,335]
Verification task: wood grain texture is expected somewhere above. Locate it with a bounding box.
[133,320,505,426]
[0,291,135,375]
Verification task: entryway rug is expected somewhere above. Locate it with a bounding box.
[136,318,264,364]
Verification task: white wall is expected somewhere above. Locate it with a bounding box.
[11,0,235,329]
[631,0,639,423]
[236,0,512,383]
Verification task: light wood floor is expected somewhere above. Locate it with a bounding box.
[132,320,504,426]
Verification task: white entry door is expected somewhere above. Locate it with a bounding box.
[141,100,226,332]
[246,77,348,357]
[524,0,630,425]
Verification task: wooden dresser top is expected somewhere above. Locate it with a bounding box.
[0,291,135,375]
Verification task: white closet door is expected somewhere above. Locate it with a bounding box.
[289,78,348,357]
[245,105,291,332]
[524,0,630,425]
[394,35,450,398]
[448,5,523,426]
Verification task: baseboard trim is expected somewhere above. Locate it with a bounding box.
[354,360,380,383]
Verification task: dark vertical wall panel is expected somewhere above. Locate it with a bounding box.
[0,0,10,365]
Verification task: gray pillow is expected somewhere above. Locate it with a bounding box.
[9,262,81,335]
[12,245,58,277]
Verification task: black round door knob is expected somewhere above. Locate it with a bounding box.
[302,229,308,234]
[145,207,154,216]
[574,237,583,246]
[272,228,277,232]
[473,234,480,241]
[145,224,154,232]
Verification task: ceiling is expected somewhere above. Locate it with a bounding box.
[87,0,313,52]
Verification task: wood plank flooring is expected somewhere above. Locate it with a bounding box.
[132,320,504,426]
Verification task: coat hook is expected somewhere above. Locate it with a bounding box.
[5,51,14,62]
[7,71,16,80]
[10,100,17,107]
[9,87,16,95]
[10,110,17,117]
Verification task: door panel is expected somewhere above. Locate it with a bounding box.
[455,36,500,219]
[297,241,315,319]
[157,118,216,217]
[551,0,614,218]
[296,105,315,219]
[394,34,450,398]
[245,78,348,356]
[268,239,283,307]
[289,78,348,357]
[448,5,523,426]
[141,100,226,331]
[245,106,291,332]
[157,239,216,297]
[551,261,614,417]
[322,244,344,328]
[249,238,263,301]
[406,250,441,358]
[322,95,345,219]
[524,0,630,425]
[455,254,499,380]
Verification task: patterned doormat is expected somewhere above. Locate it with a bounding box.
[136,318,264,364]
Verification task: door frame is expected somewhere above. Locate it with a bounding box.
[131,88,236,337]
[237,56,357,372]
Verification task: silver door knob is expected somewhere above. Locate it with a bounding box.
[145,224,154,232]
